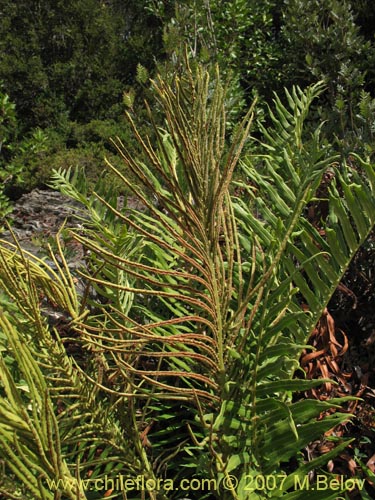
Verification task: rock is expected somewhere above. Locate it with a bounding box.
[1,188,87,265]
[1,187,147,278]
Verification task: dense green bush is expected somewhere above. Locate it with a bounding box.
[0,0,164,131]
[1,0,375,198]
[5,117,143,194]
[278,0,375,153]
[0,87,24,217]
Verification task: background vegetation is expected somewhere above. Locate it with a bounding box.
[1,0,375,200]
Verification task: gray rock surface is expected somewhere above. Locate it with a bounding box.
[1,188,86,261]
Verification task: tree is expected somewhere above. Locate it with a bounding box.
[0,1,50,130]
[0,0,164,130]
[279,0,375,151]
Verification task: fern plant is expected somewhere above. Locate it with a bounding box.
[1,64,375,499]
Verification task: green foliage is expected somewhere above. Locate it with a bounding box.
[208,0,283,99]
[7,118,139,193]
[0,87,22,219]
[1,65,375,499]
[279,0,375,153]
[142,0,375,159]
[0,86,17,155]
[0,0,164,131]
[354,90,375,156]
[1,0,374,197]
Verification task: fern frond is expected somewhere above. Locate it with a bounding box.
[1,66,375,499]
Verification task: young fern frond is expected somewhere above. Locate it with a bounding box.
[0,313,88,500]
[62,70,374,498]
[0,241,155,498]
